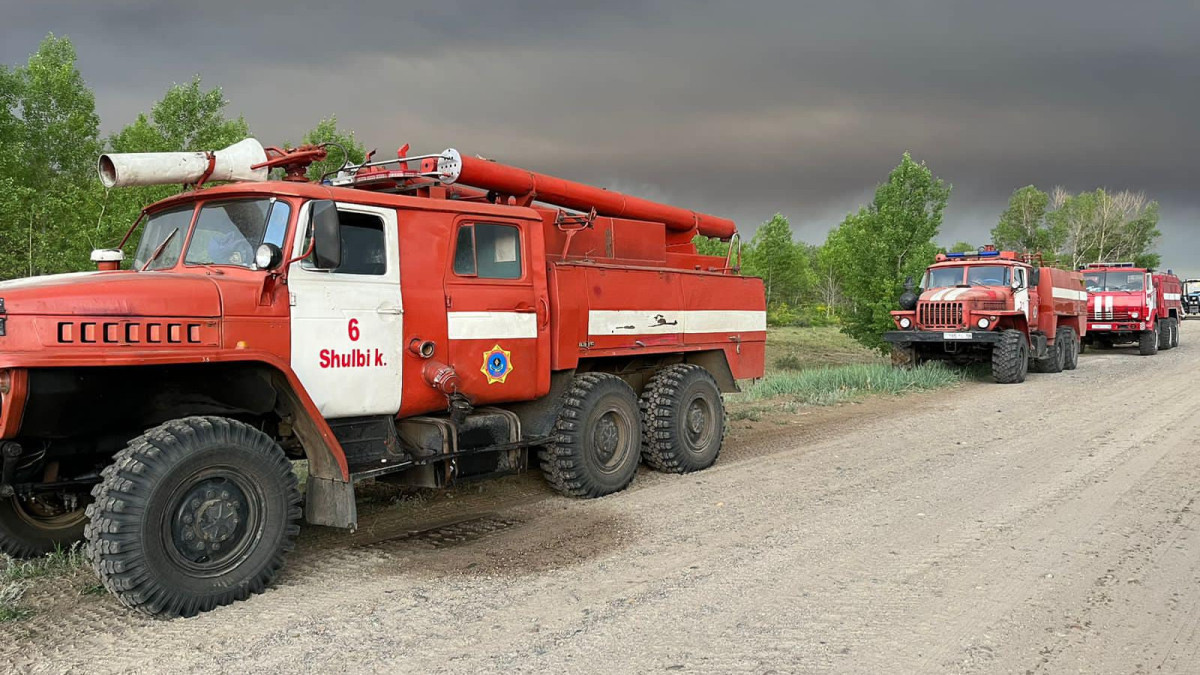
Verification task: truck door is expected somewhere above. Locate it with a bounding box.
[444,218,550,402]
[1013,267,1030,319]
[1146,273,1156,320]
[288,202,403,419]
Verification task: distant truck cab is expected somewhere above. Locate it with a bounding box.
[0,138,765,616]
[1182,278,1200,317]
[883,247,1087,383]
[1081,263,1182,355]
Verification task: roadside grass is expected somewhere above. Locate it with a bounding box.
[736,361,964,407]
[765,326,884,375]
[730,327,967,417]
[0,543,90,623]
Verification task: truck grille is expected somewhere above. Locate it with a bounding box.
[1089,308,1134,321]
[919,302,964,329]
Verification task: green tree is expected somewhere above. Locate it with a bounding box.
[0,35,104,279]
[991,186,1063,256]
[98,77,253,262]
[1049,187,1161,269]
[942,240,975,254]
[692,234,730,257]
[742,214,811,322]
[823,153,950,352]
[298,116,366,182]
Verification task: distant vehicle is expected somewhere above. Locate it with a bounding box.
[1183,279,1200,318]
[1081,264,1182,354]
[884,247,1087,384]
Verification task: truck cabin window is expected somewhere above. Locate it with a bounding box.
[300,209,386,276]
[925,265,1010,289]
[183,199,290,269]
[1084,271,1144,292]
[133,205,196,271]
[453,223,522,280]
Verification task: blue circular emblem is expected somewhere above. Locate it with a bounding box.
[487,352,509,378]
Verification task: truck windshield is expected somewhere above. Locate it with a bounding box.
[925,265,1009,289]
[1084,271,1144,292]
[184,199,290,268]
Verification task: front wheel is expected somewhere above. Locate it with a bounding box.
[1139,327,1159,356]
[85,417,301,617]
[1171,319,1181,348]
[992,330,1029,384]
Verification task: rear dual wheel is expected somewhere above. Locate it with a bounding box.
[0,493,88,559]
[540,367,727,497]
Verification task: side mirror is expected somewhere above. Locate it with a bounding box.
[309,199,341,270]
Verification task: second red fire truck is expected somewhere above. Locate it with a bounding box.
[1081,263,1182,355]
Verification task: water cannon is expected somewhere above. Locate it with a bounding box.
[97,138,270,188]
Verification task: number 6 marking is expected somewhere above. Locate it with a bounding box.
[348,318,360,342]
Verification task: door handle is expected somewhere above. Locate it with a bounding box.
[538,297,549,331]
[376,306,403,315]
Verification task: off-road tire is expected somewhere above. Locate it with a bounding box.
[1158,319,1172,350]
[1171,318,1181,348]
[85,416,301,617]
[1139,327,1159,356]
[539,373,642,498]
[890,344,917,369]
[1060,327,1080,371]
[1031,330,1065,374]
[992,329,1029,384]
[0,496,88,559]
[640,364,726,474]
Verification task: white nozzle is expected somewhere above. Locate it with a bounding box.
[97,138,269,188]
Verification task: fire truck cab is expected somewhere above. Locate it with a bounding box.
[883,247,1087,384]
[0,139,765,616]
[1080,263,1182,355]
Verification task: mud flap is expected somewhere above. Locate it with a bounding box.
[305,476,357,529]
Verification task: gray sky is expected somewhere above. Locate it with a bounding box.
[4,1,1198,276]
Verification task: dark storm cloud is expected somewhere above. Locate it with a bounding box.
[3,1,1198,273]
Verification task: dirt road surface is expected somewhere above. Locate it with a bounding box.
[4,323,1200,673]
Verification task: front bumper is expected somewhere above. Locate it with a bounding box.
[1086,322,1146,332]
[883,330,1001,345]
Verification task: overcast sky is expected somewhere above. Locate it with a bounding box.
[3,1,1198,275]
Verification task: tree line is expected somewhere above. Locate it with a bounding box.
[0,35,365,280]
[1,35,1165,354]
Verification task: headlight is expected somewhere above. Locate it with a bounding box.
[899,317,912,329]
[977,317,990,329]
[1130,311,1140,319]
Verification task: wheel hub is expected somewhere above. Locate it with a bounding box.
[171,477,252,566]
[593,413,620,461]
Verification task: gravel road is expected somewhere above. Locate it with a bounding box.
[4,323,1199,674]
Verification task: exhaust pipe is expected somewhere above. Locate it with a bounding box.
[97,138,270,188]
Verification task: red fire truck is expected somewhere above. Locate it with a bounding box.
[883,248,1087,383]
[0,139,765,616]
[1081,263,1182,354]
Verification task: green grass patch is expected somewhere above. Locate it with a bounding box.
[1,542,87,583]
[737,362,963,407]
[764,326,883,375]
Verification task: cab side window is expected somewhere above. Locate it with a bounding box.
[453,223,522,280]
[303,209,387,276]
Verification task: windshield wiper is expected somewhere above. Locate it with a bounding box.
[141,228,179,271]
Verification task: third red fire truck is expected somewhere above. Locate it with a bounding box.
[1081,263,1182,355]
